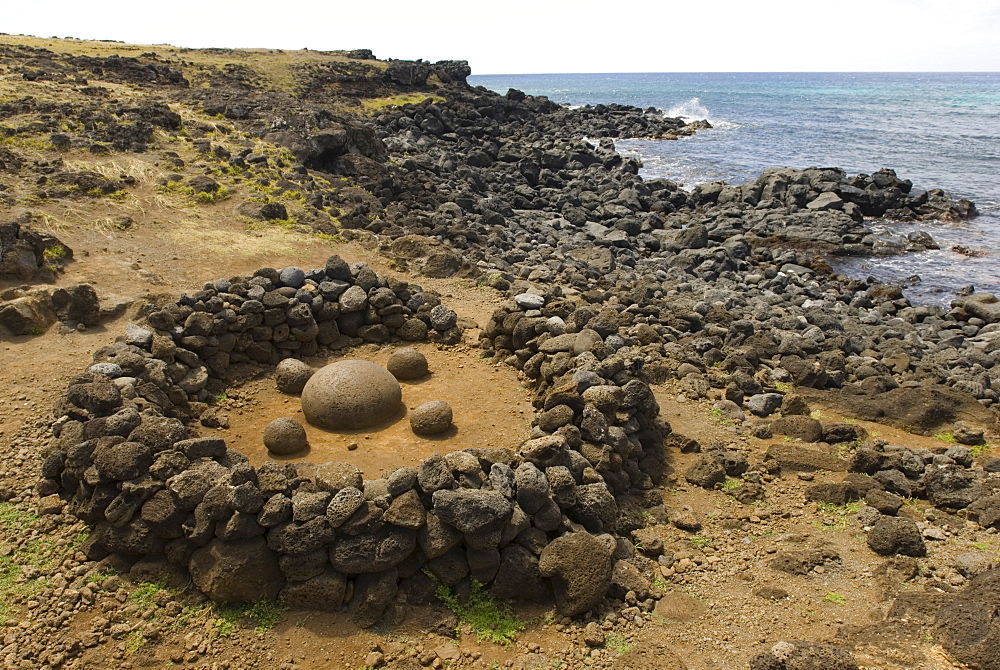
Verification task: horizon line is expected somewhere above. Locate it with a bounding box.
[471,70,1000,76]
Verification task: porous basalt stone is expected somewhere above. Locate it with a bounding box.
[300,360,401,430]
[538,532,613,617]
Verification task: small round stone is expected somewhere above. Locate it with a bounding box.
[301,360,402,430]
[386,348,429,380]
[264,417,308,455]
[410,401,453,436]
[275,358,314,394]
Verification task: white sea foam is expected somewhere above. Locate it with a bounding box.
[663,97,738,129]
[666,97,710,120]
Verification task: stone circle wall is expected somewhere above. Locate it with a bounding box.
[40,256,671,624]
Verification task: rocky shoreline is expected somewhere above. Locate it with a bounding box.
[1,37,999,670]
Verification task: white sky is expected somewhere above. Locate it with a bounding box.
[4,0,1000,74]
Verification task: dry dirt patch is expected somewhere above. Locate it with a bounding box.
[203,342,535,477]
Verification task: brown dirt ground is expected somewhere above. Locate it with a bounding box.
[205,341,535,478]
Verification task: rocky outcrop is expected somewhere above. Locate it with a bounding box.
[0,215,72,281]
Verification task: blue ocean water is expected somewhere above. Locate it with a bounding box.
[469,73,1000,303]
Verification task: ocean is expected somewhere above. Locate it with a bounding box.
[468,72,1000,305]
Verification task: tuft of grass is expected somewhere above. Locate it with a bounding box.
[123,629,146,655]
[42,245,67,260]
[129,581,170,609]
[822,591,846,604]
[969,442,993,457]
[689,535,713,549]
[270,217,298,231]
[195,186,231,204]
[604,632,633,655]
[721,477,742,493]
[935,433,958,444]
[359,93,445,114]
[212,599,284,636]
[429,572,525,646]
[813,501,861,530]
[0,503,58,623]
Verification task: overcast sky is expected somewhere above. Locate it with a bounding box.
[5,0,1000,74]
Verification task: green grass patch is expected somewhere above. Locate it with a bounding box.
[429,573,525,646]
[0,503,58,623]
[813,501,861,530]
[935,433,958,444]
[721,477,742,492]
[123,629,146,655]
[822,591,846,604]
[604,632,632,654]
[689,535,713,549]
[194,186,231,203]
[129,580,171,609]
[359,93,445,114]
[212,599,284,636]
[42,245,68,260]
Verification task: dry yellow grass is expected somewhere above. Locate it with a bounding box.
[0,34,388,97]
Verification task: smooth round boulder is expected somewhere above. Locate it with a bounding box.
[301,360,401,430]
[264,417,309,455]
[386,348,429,380]
[410,400,453,435]
[275,358,314,394]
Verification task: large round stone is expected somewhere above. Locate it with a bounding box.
[301,360,402,430]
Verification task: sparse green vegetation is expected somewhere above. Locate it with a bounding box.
[129,580,170,609]
[689,535,713,549]
[822,591,846,604]
[0,503,59,623]
[721,477,742,492]
[604,632,633,655]
[359,92,445,114]
[42,245,67,260]
[123,629,146,655]
[429,572,525,646]
[969,441,993,457]
[212,599,285,636]
[195,186,231,203]
[935,433,958,444]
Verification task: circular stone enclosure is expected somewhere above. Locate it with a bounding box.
[300,359,402,430]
